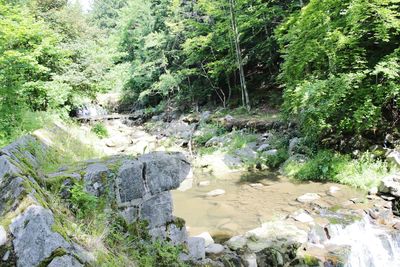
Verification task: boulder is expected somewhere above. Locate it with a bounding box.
[0,155,20,184]
[10,205,71,267]
[141,192,174,228]
[182,237,205,261]
[263,149,278,156]
[205,136,226,147]
[288,137,302,155]
[291,210,314,223]
[379,175,400,198]
[234,147,257,160]
[257,144,270,152]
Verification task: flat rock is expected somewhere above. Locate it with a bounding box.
[205,244,224,255]
[379,175,400,197]
[185,237,206,261]
[226,235,247,250]
[297,193,321,203]
[206,189,226,197]
[291,210,314,223]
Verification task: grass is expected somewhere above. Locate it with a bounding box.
[283,149,396,190]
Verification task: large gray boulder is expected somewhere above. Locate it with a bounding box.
[9,205,71,267]
[0,155,21,185]
[141,192,173,228]
[47,255,83,267]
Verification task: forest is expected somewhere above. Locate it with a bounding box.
[1,0,398,147]
[1,0,400,266]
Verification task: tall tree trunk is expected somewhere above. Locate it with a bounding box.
[229,0,250,111]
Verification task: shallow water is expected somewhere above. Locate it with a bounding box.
[172,168,366,238]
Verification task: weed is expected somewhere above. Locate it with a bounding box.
[91,123,109,138]
[69,183,98,219]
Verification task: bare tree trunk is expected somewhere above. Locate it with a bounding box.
[229,0,250,111]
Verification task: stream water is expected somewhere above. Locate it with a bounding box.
[327,217,400,266]
[172,168,365,237]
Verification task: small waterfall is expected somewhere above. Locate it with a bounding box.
[326,217,400,267]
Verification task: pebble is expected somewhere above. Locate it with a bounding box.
[206,189,226,197]
[249,183,263,188]
[198,181,211,187]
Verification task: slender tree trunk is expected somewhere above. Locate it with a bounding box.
[229,0,250,111]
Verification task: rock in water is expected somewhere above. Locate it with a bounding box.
[297,193,321,203]
[206,189,226,197]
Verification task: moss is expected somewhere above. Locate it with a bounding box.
[37,248,68,267]
[0,196,38,229]
[302,254,320,266]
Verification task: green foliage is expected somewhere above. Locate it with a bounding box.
[91,123,109,138]
[295,150,348,182]
[277,0,400,141]
[193,123,227,146]
[69,183,98,218]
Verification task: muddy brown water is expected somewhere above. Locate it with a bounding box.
[172,169,366,239]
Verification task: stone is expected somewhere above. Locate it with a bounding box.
[328,186,341,195]
[0,226,6,246]
[140,152,191,195]
[257,144,270,152]
[235,147,257,160]
[369,187,378,195]
[379,175,400,197]
[2,250,10,261]
[387,150,400,166]
[141,192,173,228]
[206,189,225,197]
[297,193,321,203]
[288,137,302,155]
[195,232,214,247]
[200,111,212,122]
[205,244,224,255]
[105,140,116,147]
[243,253,257,267]
[291,210,314,223]
[393,222,400,230]
[0,155,20,184]
[244,222,308,252]
[10,205,71,267]
[177,177,193,192]
[184,237,205,261]
[249,183,263,188]
[116,160,146,205]
[223,155,242,167]
[198,180,211,187]
[263,149,278,156]
[226,235,247,250]
[47,255,83,267]
[83,163,110,196]
[205,136,226,147]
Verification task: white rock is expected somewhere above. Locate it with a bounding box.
[198,180,211,187]
[387,150,400,166]
[177,178,193,192]
[264,149,278,156]
[292,212,314,223]
[368,187,378,195]
[297,193,321,203]
[206,189,225,197]
[243,253,257,267]
[195,232,214,247]
[0,226,7,246]
[328,186,341,195]
[205,244,224,255]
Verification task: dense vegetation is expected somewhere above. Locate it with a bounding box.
[1,0,399,178]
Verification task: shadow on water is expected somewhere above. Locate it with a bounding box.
[238,170,281,184]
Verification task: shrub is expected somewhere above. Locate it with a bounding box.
[91,122,109,138]
[69,183,98,219]
[295,150,349,182]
